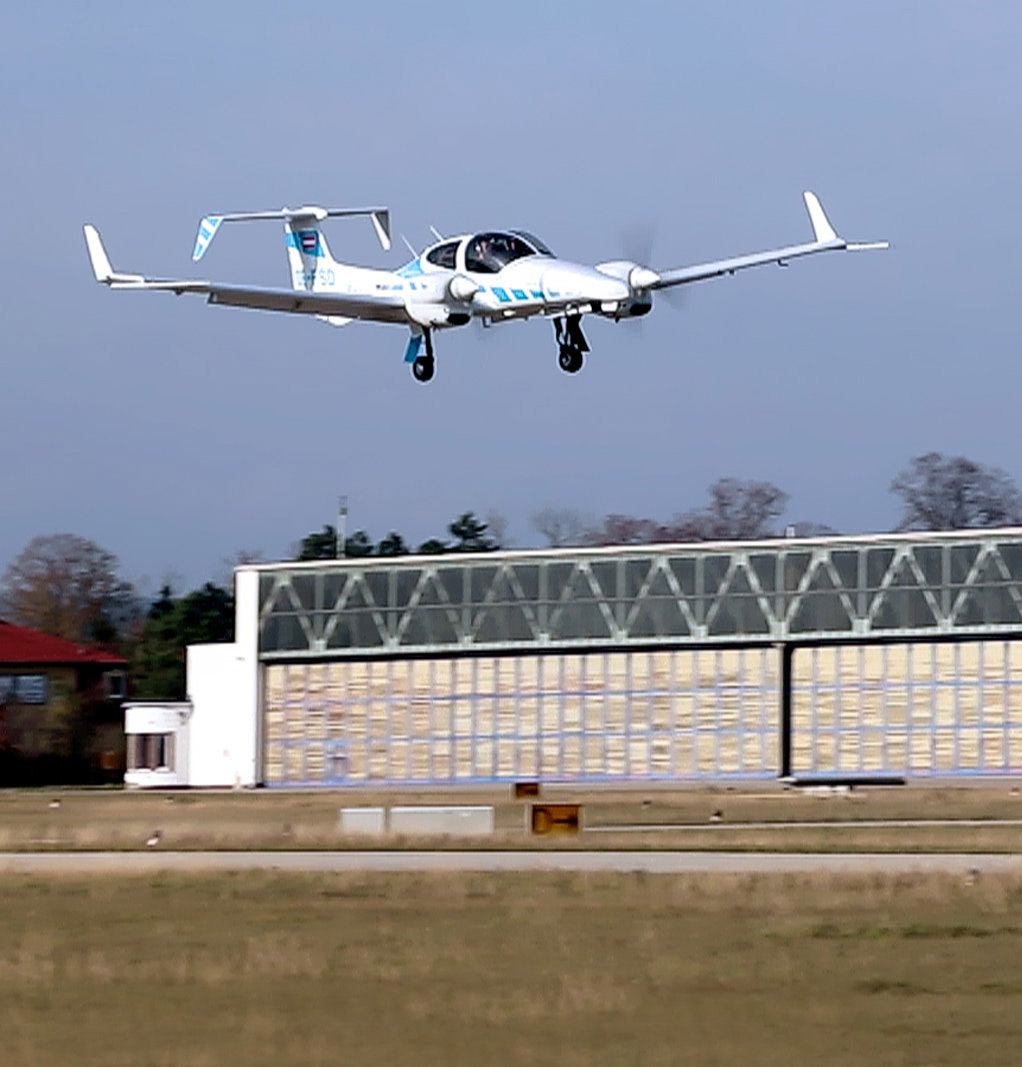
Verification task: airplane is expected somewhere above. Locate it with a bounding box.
[83,192,887,383]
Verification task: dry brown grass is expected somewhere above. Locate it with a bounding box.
[2,784,1022,852]
[1,869,1022,1066]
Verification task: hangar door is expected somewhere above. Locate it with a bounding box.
[262,648,778,787]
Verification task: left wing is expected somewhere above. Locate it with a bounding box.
[83,225,411,324]
[651,192,888,291]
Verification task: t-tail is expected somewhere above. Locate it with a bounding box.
[191,204,391,293]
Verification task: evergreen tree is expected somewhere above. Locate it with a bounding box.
[448,511,498,552]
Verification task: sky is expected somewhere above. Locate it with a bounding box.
[2,1,1020,593]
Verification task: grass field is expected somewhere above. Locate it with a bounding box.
[2,869,1022,1066]
[1,785,1022,852]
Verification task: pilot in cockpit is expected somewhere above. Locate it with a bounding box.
[476,235,497,272]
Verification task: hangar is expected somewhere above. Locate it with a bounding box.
[124,528,1022,788]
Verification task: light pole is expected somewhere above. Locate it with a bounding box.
[337,496,348,559]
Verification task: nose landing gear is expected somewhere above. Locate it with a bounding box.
[554,316,588,374]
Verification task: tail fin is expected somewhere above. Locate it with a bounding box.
[284,216,337,292]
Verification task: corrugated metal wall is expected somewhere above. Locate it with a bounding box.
[263,640,1022,786]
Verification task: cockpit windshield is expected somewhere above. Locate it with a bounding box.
[465,231,550,274]
[510,230,553,256]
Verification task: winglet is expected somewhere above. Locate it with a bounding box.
[803,191,838,244]
[83,224,113,281]
[83,225,144,285]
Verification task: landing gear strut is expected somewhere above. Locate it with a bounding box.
[411,328,435,383]
[554,316,588,374]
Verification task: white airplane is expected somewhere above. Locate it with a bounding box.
[83,193,886,383]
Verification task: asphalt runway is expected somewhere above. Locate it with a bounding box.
[2,850,1021,874]
[587,818,1022,832]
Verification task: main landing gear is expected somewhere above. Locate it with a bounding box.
[411,328,435,383]
[554,316,588,374]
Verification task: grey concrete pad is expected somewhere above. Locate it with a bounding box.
[1,851,1021,874]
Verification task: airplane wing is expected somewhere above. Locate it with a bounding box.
[651,192,888,291]
[83,225,411,324]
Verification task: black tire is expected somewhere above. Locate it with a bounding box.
[558,345,583,374]
[412,356,435,383]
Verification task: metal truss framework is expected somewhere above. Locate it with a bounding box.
[257,530,1022,659]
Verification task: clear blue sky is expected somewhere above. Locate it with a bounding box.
[2,1,1019,591]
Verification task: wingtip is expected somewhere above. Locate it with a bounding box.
[83,223,113,282]
[802,191,839,244]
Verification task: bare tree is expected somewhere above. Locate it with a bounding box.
[485,510,510,550]
[702,478,789,539]
[583,514,659,546]
[658,479,789,542]
[217,548,264,586]
[531,507,590,547]
[891,453,1022,531]
[579,480,790,547]
[0,534,134,646]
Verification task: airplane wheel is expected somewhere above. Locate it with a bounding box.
[412,356,435,383]
[558,345,583,374]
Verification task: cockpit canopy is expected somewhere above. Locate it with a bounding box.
[425,241,459,269]
[422,231,554,274]
[463,230,553,274]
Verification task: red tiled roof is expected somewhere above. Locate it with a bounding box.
[0,621,126,666]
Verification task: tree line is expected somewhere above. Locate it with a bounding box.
[2,452,1020,705]
[296,510,501,560]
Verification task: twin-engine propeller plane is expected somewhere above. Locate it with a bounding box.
[83,193,886,383]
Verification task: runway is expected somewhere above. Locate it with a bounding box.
[587,818,1022,832]
[2,850,1021,874]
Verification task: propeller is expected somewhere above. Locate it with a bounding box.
[618,222,686,312]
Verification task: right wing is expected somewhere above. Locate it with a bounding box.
[651,192,888,290]
[83,225,411,325]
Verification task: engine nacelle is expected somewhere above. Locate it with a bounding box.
[406,302,467,328]
[595,260,660,300]
[447,274,478,303]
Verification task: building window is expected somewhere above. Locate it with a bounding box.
[0,674,49,705]
[128,733,175,771]
[105,671,126,699]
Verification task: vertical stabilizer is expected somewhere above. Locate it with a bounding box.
[284,214,338,292]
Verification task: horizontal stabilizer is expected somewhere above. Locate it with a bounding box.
[191,205,391,260]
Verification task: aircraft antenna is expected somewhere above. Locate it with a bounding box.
[400,234,418,257]
[429,225,444,241]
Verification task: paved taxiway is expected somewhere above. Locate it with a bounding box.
[588,818,1022,832]
[2,851,1021,874]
